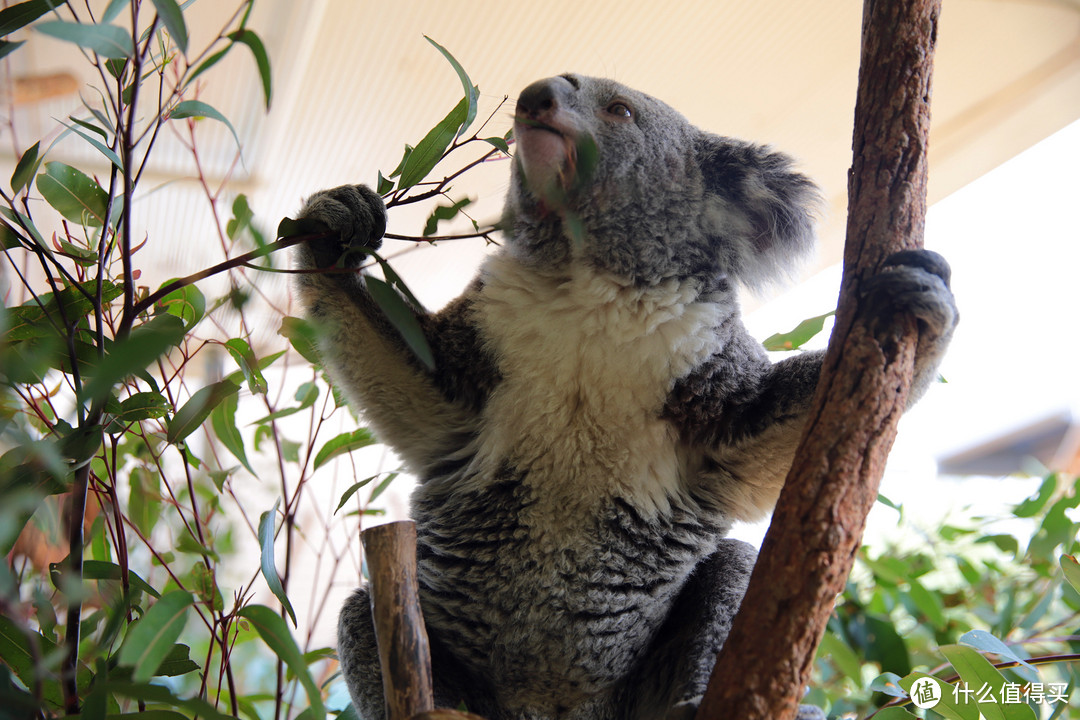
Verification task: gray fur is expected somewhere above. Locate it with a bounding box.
[291,74,957,720]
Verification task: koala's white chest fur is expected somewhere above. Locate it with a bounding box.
[473,253,723,515]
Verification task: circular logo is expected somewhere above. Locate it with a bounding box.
[910,677,942,709]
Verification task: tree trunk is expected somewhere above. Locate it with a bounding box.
[695,1,941,718]
[363,521,436,720]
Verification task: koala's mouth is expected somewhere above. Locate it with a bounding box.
[514,118,596,203]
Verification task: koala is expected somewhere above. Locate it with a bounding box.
[292,74,957,720]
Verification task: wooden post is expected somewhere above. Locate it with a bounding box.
[362,521,435,720]
[696,0,942,718]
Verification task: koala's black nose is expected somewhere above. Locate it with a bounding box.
[516,75,576,121]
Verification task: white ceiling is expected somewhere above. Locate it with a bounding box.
[2,0,1079,346]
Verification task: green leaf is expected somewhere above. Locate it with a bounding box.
[35,20,133,59]
[80,314,186,403]
[116,391,170,422]
[423,197,472,237]
[224,337,267,394]
[155,281,205,330]
[102,0,129,24]
[106,680,236,720]
[397,96,468,189]
[376,170,394,195]
[166,379,241,443]
[149,0,187,53]
[58,119,123,171]
[10,141,40,193]
[151,644,200,677]
[940,644,1037,720]
[227,29,272,109]
[907,578,946,630]
[279,315,322,364]
[0,614,73,710]
[1061,554,1080,594]
[366,471,399,505]
[762,310,835,351]
[423,36,478,138]
[36,161,110,227]
[186,45,230,87]
[313,428,377,470]
[169,100,241,150]
[335,475,377,513]
[258,499,297,626]
[483,136,511,154]
[82,559,160,598]
[365,276,435,370]
[0,37,23,59]
[227,194,254,240]
[1014,474,1057,518]
[128,466,161,538]
[0,0,62,37]
[209,391,253,474]
[238,605,325,720]
[959,629,1038,679]
[817,630,862,682]
[117,591,192,682]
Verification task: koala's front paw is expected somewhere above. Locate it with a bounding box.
[299,185,388,267]
[862,249,958,342]
[862,248,958,404]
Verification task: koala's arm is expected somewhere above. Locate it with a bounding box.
[291,186,492,475]
[673,250,957,522]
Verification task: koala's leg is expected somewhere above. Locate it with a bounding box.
[621,540,826,720]
[338,587,498,719]
[337,588,385,720]
[621,538,756,720]
[292,186,488,475]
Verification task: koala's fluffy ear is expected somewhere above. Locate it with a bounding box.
[696,134,821,291]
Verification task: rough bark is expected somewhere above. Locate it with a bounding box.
[362,521,436,720]
[695,1,941,718]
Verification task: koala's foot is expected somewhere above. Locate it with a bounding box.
[298,184,388,267]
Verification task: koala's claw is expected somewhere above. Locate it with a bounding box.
[299,185,388,267]
[862,249,958,339]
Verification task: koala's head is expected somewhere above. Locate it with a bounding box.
[507,74,820,289]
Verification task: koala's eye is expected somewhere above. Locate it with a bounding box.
[605,101,633,120]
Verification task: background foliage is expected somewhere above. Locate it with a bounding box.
[0,2,1076,719]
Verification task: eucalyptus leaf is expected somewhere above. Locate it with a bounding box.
[762,310,835,351]
[36,161,109,227]
[80,314,186,403]
[313,428,376,471]
[237,605,326,720]
[258,499,297,626]
[227,29,272,109]
[166,379,241,443]
[0,38,23,60]
[117,591,193,682]
[149,0,187,53]
[424,36,478,138]
[209,391,253,474]
[0,0,62,37]
[10,140,40,194]
[397,97,468,189]
[35,20,133,59]
[365,276,435,370]
[169,100,241,150]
